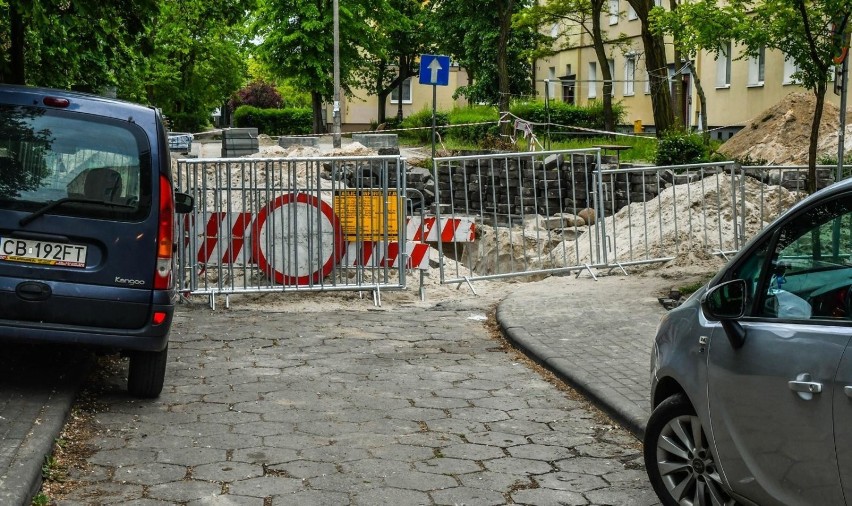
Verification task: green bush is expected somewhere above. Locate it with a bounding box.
[400,101,626,149]
[446,106,499,144]
[509,100,625,134]
[400,108,450,143]
[167,111,211,133]
[655,130,708,166]
[232,105,312,135]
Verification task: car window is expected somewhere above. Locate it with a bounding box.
[756,195,852,320]
[0,104,151,219]
[731,240,771,316]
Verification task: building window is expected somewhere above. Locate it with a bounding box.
[747,46,765,86]
[391,77,412,104]
[645,70,651,94]
[548,67,557,99]
[624,55,636,96]
[550,22,559,39]
[628,4,638,20]
[783,57,799,84]
[716,41,732,88]
[609,0,619,25]
[607,59,615,97]
[654,0,662,5]
[562,76,576,104]
[588,62,597,98]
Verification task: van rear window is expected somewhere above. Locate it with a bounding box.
[0,105,152,220]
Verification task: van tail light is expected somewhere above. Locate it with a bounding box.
[154,174,174,290]
[152,311,168,325]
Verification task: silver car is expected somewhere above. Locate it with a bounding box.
[645,177,852,505]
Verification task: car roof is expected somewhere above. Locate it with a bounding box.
[0,84,157,120]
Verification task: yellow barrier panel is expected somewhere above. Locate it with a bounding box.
[334,189,400,242]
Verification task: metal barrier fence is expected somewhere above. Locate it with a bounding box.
[174,155,415,307]
[595,163,845,269]
[431,151,849,284]
[433,148,605,284]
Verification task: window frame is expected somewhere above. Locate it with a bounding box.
[716,41,732,89]
[624,55,636,96]
[390,77,413,104]
[747,46,766,87]
[588,62,598,99]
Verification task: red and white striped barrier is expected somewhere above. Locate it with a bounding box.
[341,241,432,270]
[406,216,475,242]
[186,212,437,271]
[191,212,254,265]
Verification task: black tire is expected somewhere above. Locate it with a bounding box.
[127,345,168,398]
[643,394,736,506]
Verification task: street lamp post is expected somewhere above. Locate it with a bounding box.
[333,0,341,148]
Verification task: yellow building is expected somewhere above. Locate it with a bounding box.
[533,0,845,140]
[331,64,471,132]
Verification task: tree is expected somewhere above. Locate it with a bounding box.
[431,0,537,135]
[624,0,675,135]
[354,0,433,125]
[654,0,848,192]
[0,0,157,89]
[516,0,628,133]
[741,0,848,193]
[128,0,252,132]
[649,0,747,141]
[253,0,378,134]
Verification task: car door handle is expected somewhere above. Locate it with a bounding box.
[789,373,822,400]
[789,381,823,393]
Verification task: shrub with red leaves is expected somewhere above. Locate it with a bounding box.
[228,80,283,111]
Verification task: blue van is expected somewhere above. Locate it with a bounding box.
[0,85,193,397]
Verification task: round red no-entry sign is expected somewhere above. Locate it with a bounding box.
[251,193,344,285]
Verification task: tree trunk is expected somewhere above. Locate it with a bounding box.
[8,2,26,84]
[376,60,388,125]
[497,0,514,136]
[686,60,709,144]
[591,0,615,134]
[378,88,390,125]
[396,55,406,122]
[808,84,827,194]
[669,0,683,129]
[628,0,674,136]
[672,48,684,128]
[311,92,325,134]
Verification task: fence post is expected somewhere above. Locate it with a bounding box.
[594,148,608,266]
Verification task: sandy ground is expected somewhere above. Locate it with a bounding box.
[186,262,708,316]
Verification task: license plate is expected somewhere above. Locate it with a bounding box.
[0,237,88,268]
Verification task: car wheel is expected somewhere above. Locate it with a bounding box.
[127,346,168,398]
[644,394,735,506]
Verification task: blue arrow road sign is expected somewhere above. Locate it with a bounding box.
[419,55,450,86]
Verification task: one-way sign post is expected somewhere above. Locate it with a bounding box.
[419,54,451,164]
[419,54,450,87]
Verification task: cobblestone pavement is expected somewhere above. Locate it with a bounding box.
[497,275,671,436]
[0,345,91,505]
[55,299,659,505]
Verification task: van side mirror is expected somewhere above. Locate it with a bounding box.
[174,192,194,214]
[701,279,747,349]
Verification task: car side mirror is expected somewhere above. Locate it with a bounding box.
[174,192,194,214]
[701,279,747,349]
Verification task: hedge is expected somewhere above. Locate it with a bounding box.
[401,102,624,146]
[232,105,312,135]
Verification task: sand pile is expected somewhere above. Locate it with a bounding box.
[454,173,805,279]
[719,92,852,165]
[553,173,803,272]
